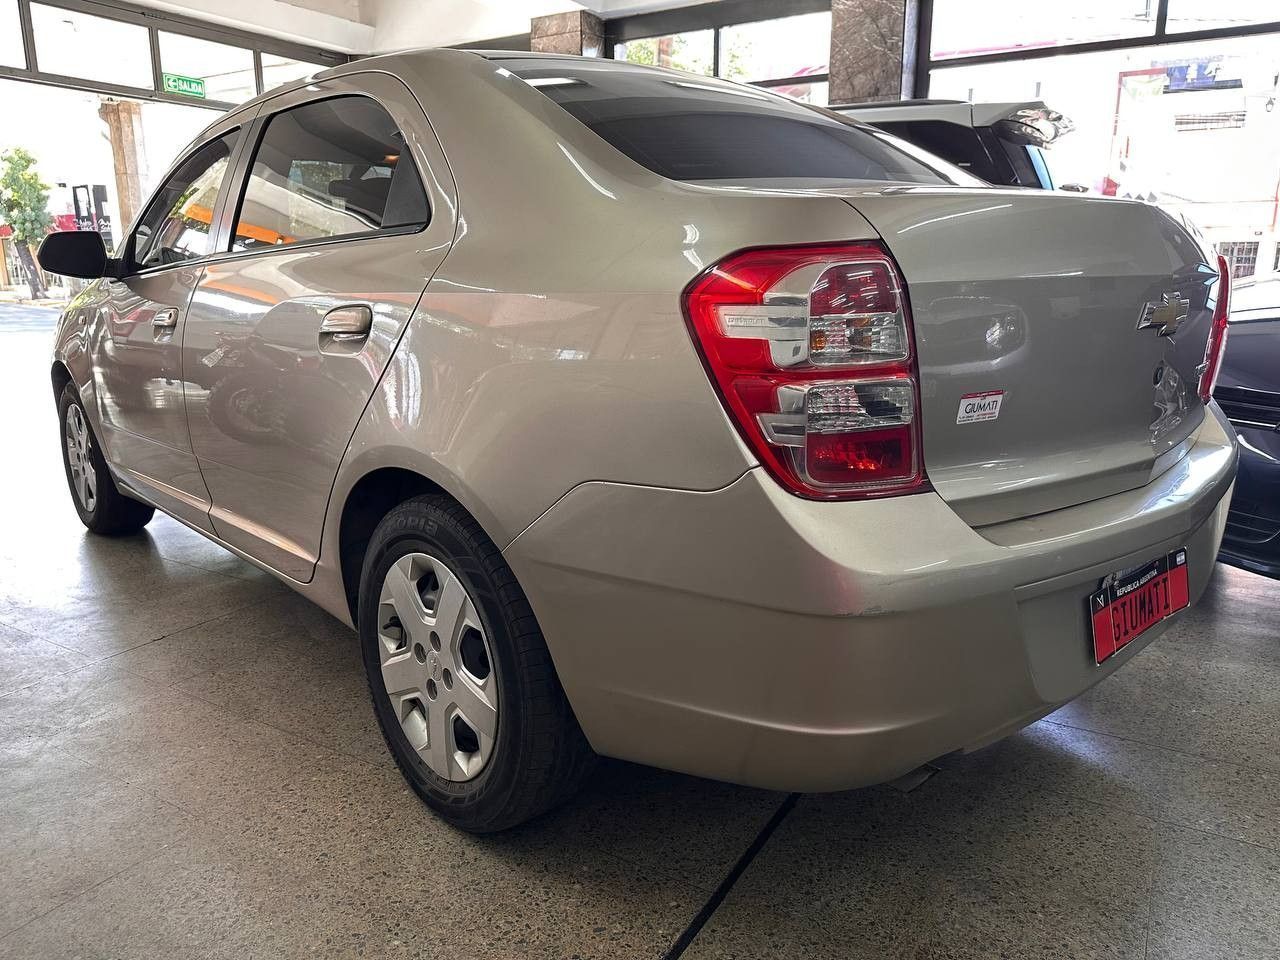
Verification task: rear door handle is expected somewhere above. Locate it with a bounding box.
[319,304,373,350]
[153,308,178,329]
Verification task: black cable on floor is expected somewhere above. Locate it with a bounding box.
[661,792,801,960]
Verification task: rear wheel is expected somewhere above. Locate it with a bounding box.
[58,383,154,536]
[358,495,593,832]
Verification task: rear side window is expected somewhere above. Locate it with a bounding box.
[230,96,429,252]
[508,63,962,184]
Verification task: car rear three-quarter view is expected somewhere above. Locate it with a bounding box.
[43,49,1237,832]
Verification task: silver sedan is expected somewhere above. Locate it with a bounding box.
[41,49,1236,831]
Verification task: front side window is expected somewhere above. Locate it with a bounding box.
[132,132,237,269]
[230,97,429,253]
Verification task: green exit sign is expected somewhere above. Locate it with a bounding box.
[163,73,206,99]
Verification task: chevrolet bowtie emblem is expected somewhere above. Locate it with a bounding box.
[1137,292,1190,337]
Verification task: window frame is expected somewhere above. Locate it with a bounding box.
[219,92,432,263]
[124,123,246,277]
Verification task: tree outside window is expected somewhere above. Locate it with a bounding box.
[0,149,53,300]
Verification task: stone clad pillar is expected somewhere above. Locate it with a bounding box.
[829,0,917,105]
[97,98,148,233]
[530,11,605,57]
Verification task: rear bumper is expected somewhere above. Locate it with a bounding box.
[505,406,1237,792]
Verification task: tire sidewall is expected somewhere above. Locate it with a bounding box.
[358,506,524,815]
[58,386,98,527]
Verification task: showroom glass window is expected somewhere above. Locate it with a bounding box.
[614,30,713,75]
[30,3,153,88]
[132,133,237,269]
[612,10,832,106]
[929,0,1157,60]
[159,32,256,104]
[230,97,429,252]
[261,54,329,93]
[929,29,1280,287]
[1165,0,1279,31]
[0,0,23,68]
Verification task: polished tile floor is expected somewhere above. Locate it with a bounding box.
[2,304,1278,959]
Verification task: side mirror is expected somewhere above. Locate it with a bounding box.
[36,230,113,279]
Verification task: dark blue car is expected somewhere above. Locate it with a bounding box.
[1214,283,1280,578]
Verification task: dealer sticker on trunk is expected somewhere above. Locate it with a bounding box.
[956,390,1005,424]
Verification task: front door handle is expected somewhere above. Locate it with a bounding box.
[319,304,373,350]
[153,308,178,329]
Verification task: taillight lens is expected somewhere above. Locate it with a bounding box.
[1198,254,1231,403]
[683,242,926,500]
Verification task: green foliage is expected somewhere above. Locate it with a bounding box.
[0,148,53,245]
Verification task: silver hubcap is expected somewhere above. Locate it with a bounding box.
[377,552,498,782]
[65,404,96,512]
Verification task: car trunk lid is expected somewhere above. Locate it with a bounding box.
[838,186,1220,526]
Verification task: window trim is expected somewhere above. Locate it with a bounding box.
[219,92,432,266]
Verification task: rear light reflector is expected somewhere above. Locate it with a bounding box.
[684,242,926,500]
[1199,254,1231,403]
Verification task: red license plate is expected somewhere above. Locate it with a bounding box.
[1089,549,1189,664]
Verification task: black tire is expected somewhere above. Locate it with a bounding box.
[58,383,155,536]
[358,495,594,832]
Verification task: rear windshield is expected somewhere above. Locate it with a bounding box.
[505,61,962,185]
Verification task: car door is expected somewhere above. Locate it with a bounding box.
[90,119,248,531]
[182,74,457,580]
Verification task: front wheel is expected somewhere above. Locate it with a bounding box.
[58,383,154,536]
[358,495,593,832]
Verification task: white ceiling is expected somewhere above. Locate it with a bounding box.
[132,0,703,53]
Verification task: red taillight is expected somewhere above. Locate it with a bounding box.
[683,242,926,500]
[1198,254,1231,403]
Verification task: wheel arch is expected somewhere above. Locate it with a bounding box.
[337,466,449,624]
[50,360,73,402]
[336,457,522,627]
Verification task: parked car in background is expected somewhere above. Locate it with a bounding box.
[834,99,1079,190]
[41,52,1236,832]
[1214,280,1280,578]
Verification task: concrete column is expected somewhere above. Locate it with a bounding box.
[530,11,604,57]
[97,98,148,232]
[829,0,917,105]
